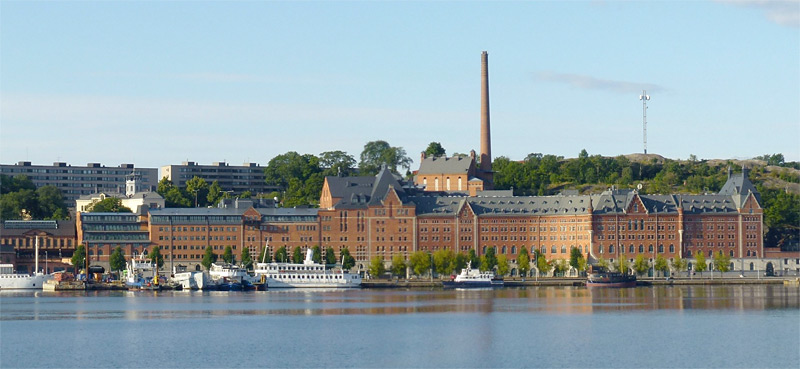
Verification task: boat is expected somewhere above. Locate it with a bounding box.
[253,248,361,288]
[125,251,156,288]
[0,237,52,290]
[586,266,636,288]
[442,264,504,288]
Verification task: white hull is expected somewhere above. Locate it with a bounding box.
[0,274,52,290]
[264,277,361,289]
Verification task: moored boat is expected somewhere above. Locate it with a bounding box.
[586,266,636,288]
[254,248,361,288]
[0,237,52,290]
[442,265,504,288]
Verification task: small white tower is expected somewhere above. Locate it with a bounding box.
[125,171,143,197]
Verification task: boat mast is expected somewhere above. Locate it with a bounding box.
[35,236,39,275]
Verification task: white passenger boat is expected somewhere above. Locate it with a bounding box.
[0,237,52,290]
[442,265,504,288]
[254,249,361,288]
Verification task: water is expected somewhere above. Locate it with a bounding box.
[1,286,798,368]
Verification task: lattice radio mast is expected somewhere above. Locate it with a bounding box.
[639,90,650,154]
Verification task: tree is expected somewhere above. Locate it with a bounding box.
[713,251,731,274]
[149,246,164,269]
[241,247,253,270]
[264,152,323,207]
[536,251,552,276]
[156,176,174,196]
[292,247,303,263]
[221,246,234,264]
[481,247,498,272]
[694,252,707,276]
[496,254,509,277]
[311,245,322,264]
[424,142,446,157]
[359,140,412,175]
[369,256,386,278]
[569,247,584,272]
[275,246,288,263]
[468,249,479,268]
[164,187,191,208]
[594,257,610,270]
[319,150,356,177]
[340,248,356,270]
[202,246,217,270]
[87,197,132,213]
[553,259,569,276]
[71,244,86,272]
[390,254,407,277]
[633,255,649,276]
[409,251,431,277]
[324,246,337,265]
[109,246,126,273]
[518,246,530,277]
[453,253,467,273]
[672,256,688,276]
[185,176,209,207]
[654,255,670,277]
[35,186,68,220]
[0,189,38,220]
[207,181,223,206]
[433,249,455,276]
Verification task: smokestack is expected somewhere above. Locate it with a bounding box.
[480,51,491,173]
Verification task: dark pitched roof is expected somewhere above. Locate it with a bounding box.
[719,167,761,206]
[468,195,592,216]
[410,196,465,216]
[679,195,739,214]
[326,166,413,209]
[417,155,473,175]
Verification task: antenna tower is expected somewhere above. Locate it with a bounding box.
[639,90,650,154]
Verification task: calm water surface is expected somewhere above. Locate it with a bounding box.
[1,285,798,368]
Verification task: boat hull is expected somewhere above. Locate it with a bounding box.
[442,279,504,288]
[264,278,361,288]
[0,274,52,290]
[586,280,637,288]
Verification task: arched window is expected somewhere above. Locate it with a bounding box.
[658,245,664,253]
[609,244,615,253]
[511,246,516,254]
[501,245,507,254]
[708,250,713,257]
[729,250,734,257]
[639,245,644,253]
[669,244,674,253]
[599,244,604,254]
[561,246,567,254]
[482,246,486,254]
[434,178,439,191]
[648,244,654,252]
[630,245,635,253]
[541,246,546,254]
[749,262,754,271]
[551,246,557,254]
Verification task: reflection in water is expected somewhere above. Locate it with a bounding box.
[1,285,798,321]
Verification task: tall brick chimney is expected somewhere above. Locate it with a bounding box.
[479,51,492,174]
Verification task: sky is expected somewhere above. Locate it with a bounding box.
[1,1,798,171]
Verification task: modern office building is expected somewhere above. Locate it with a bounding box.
[0,162,158,204]
[160,161,278,196]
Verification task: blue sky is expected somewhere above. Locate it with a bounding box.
[1,1,798,170]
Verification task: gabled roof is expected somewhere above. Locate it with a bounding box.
[417,155,473,175]
[325,166,413,209]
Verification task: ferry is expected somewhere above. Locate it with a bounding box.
[125,251,155,288]
[442,265,504,288]
[253,249,361,288]
[0,237,52,290]
[586,266,636,288]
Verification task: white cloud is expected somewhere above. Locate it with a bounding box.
[534,71,664,94]
[716,0,800,27]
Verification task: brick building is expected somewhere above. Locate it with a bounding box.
[0,220,77,273]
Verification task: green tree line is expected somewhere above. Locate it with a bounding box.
[0,175,69,220]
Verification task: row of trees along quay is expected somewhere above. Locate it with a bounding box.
[366,246,735,280]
